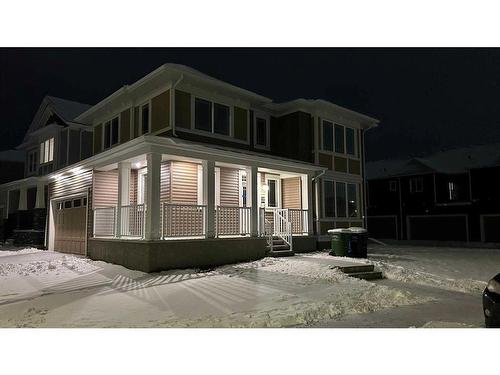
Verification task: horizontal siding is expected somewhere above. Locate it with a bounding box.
[160,161,171,203]
[93,170,118,208]
[219,167,239,206]
[49,170,93,200]
[282,177,302,209]
[171,161,198,204]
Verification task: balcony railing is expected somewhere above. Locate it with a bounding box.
[93,206,116,238]
[120,204,145,238]
[288,208,309,235]
[162,203,206,238]
[216,206,251,236]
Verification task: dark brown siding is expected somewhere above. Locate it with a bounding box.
[93,124,102,155]
[151,90,170,132]
[234,107,248,141]
[348,159,361,175]
[270,111,313,163]
[334,156,348,173]
[175,90,191,128]
[68,129,81,165]
[318,153,333,170]
[120,108,131,143]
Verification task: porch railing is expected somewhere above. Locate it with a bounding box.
[216,206,251,236]
[120,204,145,238]
[273,208,293,251]
[288,208,309,235]
[93,206,116,237]
[162,203,206,238]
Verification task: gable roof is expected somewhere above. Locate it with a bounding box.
[21,96,92,145]
[366,142,500,180]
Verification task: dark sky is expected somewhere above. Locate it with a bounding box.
[1,48,500,161]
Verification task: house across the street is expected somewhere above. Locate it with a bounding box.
[0,64,378,272]
[366,143,500,243]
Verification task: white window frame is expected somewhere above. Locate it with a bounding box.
[254,112,270,150]
[192,96,234,137]
[137,168,147,205]
[389,180,397,192]
[139,102,151,136]
[27,149,37,174]
[345,127,357,157]
[321,119,334,152]
[238,170,247,207]
[39,137,54,164]
[102,116,120,150]
[322,178,336,219]
[409,177,424,193]
[347,182,360,218]
[264,174,281,208]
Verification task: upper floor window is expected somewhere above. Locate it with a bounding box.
[104,117,119,149]
[40,138,54,164]
[194,97,231,136]
[141,103,150,134]
[323,180,335,218]
[346,127,357,156]
[336,181,347,217]
[448,182,459,201]
[322,120,334,151]
[255,117,269,148]
[334,124,345,153]
[27,150,37,174]
[409,177,423,193]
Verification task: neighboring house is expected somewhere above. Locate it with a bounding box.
[0,96,92,245]
[0,64,378,272]
[0,150,25,184]
[366,143,500,243]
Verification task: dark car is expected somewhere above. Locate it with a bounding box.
[483,273,500,328]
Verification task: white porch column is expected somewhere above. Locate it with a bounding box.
[203,160,216,238]
[18,185,27,211]
[246,165,258,237]
[116,162,131,237]
[301,173,315,236]
[35,181,45,209]
[144,153,161,240]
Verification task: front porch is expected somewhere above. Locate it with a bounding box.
[91,151,315,253]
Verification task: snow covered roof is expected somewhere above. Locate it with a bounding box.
[366,142,500,179]
[45,96,92,122]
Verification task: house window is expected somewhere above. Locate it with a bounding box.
[323,180,335,218]
[322,120,334,151]
[346,128,356,156]
[194,98,212,132]
[104,116,119,149]
[334,124,345,154]
[347,183,358,217]
[268,179,277,207]
[389,180,397,192]
[336,182,347,217]
[40,138,54,164]
[141,104,150,134]
[213,103,230,136]
[409,177,423,193]
[448,182,459,201]
[27,150,37,174]
[255,117,268,147]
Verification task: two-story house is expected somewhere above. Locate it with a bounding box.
[0,64,378,272]
[366,143,500,243]
[0,96,92,245]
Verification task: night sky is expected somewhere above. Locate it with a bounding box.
[1,48,500,161]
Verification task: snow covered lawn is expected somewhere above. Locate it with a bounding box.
[0,246,428,328]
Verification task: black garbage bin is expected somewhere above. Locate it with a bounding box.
[348,227,368,258]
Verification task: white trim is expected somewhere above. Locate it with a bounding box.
[215,167,221,206]
[319,119,360,160]
[137,167,147,205]
[264,174,281,208]
[191,95,234,139]
[139,101,151,136]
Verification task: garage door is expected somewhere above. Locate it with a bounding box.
[482,215,500,242]
[407,215,468,241]
[54,196,87,255]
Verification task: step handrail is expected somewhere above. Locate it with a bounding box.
[273,208,293,252]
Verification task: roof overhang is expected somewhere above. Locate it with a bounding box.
[47,135,325,182]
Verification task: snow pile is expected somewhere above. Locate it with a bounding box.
[159,282,427,328]
[371,261,487,294]
[0,247,42,257]
[0,254,99,277]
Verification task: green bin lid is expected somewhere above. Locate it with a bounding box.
[328,228,351,234]
[348,227,367,233]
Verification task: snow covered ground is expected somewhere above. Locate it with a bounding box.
[0,246,427,328]
[0,243,496,328]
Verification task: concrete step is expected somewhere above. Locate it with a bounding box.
[267,244,290,251]
[332,264,374,274]
[268,249,295,257]
[347,271,384,280]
